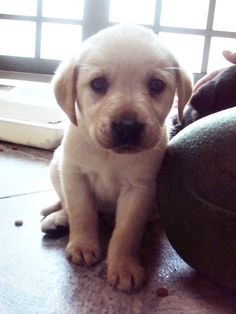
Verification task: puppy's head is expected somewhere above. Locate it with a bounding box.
[54,24,192,153]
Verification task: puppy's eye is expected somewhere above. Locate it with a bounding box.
[148,78,166,96]
[90,77,108,94]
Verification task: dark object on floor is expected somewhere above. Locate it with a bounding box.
[170,65,236,138]
[157,108,236,289]
[14,219,23,226]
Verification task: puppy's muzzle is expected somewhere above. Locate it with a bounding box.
[110,116,145,153]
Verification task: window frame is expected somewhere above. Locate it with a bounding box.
[0,0,236,76]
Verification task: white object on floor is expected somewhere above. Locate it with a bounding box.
[0,79,66,149]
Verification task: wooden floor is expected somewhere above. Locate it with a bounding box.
[0,142,235,314]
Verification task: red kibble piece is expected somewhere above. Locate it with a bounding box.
[156,287,168,297]
[0,148,4,152]
[11,146,18,150]
[15,219,23,227]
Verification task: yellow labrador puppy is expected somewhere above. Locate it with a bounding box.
[41,24,192,292]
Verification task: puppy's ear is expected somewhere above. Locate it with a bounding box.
[175,66,192,122]
[53,59,79,125]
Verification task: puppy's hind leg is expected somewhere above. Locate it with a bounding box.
[41,148,69,233]
[41,149,64,217]
[41,200,61,217]
[41,208,68,234]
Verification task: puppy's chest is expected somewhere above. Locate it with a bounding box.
[81,156,123,207]
[88,169,120,206]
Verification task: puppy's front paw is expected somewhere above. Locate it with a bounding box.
[66,239,102,267]
[107,257,145,292]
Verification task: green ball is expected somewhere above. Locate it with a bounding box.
[157,108,236,289]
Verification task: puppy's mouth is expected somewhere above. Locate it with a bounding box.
[110,144,144,154]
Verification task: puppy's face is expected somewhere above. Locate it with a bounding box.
[54,24,192,153]
[78,45,177,153]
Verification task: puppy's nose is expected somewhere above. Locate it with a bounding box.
[111,117,145,146]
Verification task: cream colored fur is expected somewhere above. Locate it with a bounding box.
[41,24,192,292]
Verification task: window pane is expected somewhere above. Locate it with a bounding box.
[0,0,37,16]
[41,23,82,60]
[208,37,236,72]
[0,20,35,57]
[160,0,209,29]
[213,0,236,32]
[159,33,204,73]
[109,0,156,24]
[42,0,84,19]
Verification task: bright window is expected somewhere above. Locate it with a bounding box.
[160,0,209,29]
[159,33,205,73]
[41,23,82,60]
[213,0,236,32]
[208,37,236,71]
[0,0,37,16]
[0,20,36,57]
[42,0,84,19]
[109,0,156,25]
[0,0,236,76]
